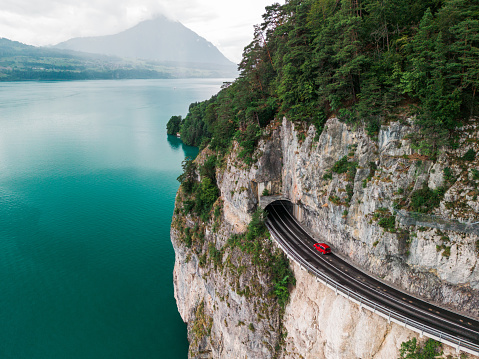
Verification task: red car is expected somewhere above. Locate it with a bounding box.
[314,243,331,255]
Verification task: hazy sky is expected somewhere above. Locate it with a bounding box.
[0,0,283,63]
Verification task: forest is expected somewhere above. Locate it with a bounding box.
[169,0,479,160]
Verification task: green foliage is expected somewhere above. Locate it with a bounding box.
[166,115,182,135]
[366,119,381,140]
[331,156,350,174]
[177,156,220,220]
[329,195,341,205]
[197,177,219,217]
[208,243,223,270]
[191,300,213,347]
[443,167,456,184]
[331,156,358,181]
[472,168,479,180]
[200,155,217,182]
[323,171,333,180]
[262,188,270,196]
[169,0,479,163]
[462,148,476,161]
[378,216,395,230]
[227,208,296,308]
[398,338,442,359]
[177,157,196,193]
[236,122,262,165]
[345,183,354,204]
[410,186,445,213]
[373,207,396,232]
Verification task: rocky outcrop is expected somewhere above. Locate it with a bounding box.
[281,117,479,317]
[172,117,479,358]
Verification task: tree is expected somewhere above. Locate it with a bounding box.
[166,115,182,135]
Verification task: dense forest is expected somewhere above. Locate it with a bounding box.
[169,0,479,160]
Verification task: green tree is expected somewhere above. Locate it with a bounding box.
[166,115,182,135]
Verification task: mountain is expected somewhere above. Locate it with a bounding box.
[54,16,235,67]
[0,37,236,81]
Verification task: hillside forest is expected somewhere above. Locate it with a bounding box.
[168,0,479,161]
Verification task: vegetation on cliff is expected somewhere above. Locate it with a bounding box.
[169,0,478,157]
[172,154,294,356]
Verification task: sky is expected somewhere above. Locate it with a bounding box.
[0,0,284,63]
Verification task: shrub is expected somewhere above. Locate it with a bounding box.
[472,168,479,180]
[443,167,456,184]
[345,184,354,204]
[208,243,223,269]
[442,246,451,257]
[262,188,270,196]
[331,156,349,174]
[378,216,396,231]
[227,208,295,309]
[366,118,380,140]
[329,195,341,205]
[399,338,442,359]
[200,155,217,182]
[462,148,476,161]
[410,186,445,213]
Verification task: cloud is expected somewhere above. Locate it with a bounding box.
[0,0,283,62]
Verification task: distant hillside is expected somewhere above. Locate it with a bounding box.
[0,38,236,81]
[54,16,235,67]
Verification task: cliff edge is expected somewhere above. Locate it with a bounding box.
[171,117,479,358]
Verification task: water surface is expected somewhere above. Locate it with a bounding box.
[0,79,225,358]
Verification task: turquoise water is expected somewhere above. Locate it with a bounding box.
[0,79,225,358]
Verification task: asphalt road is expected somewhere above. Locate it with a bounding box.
[265,201,479,350]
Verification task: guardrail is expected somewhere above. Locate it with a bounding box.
[266,220,479,357]
[394,209,479,236]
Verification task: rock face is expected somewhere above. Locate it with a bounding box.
[281,118,479,316]
[171,117,479,358]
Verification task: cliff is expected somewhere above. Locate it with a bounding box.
[171,117,479,358]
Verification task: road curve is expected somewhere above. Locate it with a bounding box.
[265,201,479,354]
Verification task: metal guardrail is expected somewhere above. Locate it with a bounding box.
[394,209,479,236]
[266,220,479,357]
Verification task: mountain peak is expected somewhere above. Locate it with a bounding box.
[54,17,234,66]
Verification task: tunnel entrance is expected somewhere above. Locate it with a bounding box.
[265,199,298,219]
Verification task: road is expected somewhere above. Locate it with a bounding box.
[265,201,479,354]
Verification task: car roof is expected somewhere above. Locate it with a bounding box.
[315,242,330,247]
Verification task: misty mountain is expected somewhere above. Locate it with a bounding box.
[54,16,235,67]
[0,37,236,81]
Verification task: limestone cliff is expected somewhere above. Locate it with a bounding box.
[171,117,479,358]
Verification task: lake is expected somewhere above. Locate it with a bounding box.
[0,79,226,358]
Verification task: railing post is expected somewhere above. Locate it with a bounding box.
[388,312,391,324]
